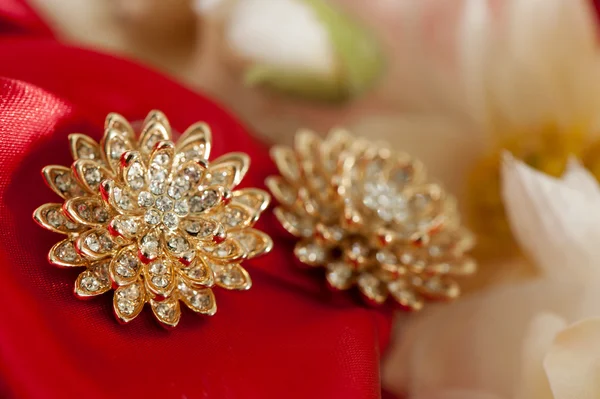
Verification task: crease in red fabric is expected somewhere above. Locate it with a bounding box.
[0,0,53,36]
[0,37,393,399]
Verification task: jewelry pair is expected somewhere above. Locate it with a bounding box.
[33,111,476,328]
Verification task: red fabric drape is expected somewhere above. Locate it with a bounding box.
[0,2,393,398]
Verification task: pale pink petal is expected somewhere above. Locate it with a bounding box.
[501,154,600,282]
[382,276,581,398]
[544,318,600,399]
[515,313,567,399]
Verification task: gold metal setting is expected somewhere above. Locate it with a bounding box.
[33,111,272,327]
[267,129,476,310]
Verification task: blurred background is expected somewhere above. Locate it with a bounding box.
[27,0,600,287]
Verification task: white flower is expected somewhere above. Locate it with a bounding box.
[382,156,600,398]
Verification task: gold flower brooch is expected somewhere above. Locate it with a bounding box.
[267,129,476,310]
[33,111,272,327]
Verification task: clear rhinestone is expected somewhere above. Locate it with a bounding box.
[54,173,71,192]
[64,219,78,230]
[349,242,369,258]
[137,191,153,207]
[76,203,91,220]
[167,236,189,253]
[84,167,101,185]
[93,207,109,223]
[162,212,179,229]
[114,187,134,210]
[118,283,140,300]
[167,177,190,199]
[120,218,139,235]
[218,266,244,286]
[296,243,326,264]
[223,208,245,227]
[149,180,165,195]
[144,209,161,225]
[47,209,64,227]
[190,292,211,309]
[185,264,207,280]
[209,170,229,185]
[327,262,353,288]
[149,261,167,275]
[57,242,78,262]
[189,190,219,213]
[183,165,201,183]
[144,134,161,151]
[81,275,100,292]
[141,234,160,257]
[215,242,235,258]
[77,144,96,159]
[236,233,257,253]
[85,234,101,252]
[376,250,398,265]
[110,139,127,159]
[148,164,167,182]
[155,302,176,319]
[155,196,173,212]
[116,253,138,277]
[127,162,145,190]
[99,234,114,251]
[173,199,189,216]
[152,276,169,288]
[358,273,382,298]
[117,300,135,315]
[153,153,170,166]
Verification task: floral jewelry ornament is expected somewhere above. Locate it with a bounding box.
[267,129,476,310]
[33,111,272,327]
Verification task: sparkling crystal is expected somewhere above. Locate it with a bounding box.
[327,262,353,287]
[149,180,165,195]
[141,234,160,257]
[64,219,78,230]
[236,233,257,253]
[127,162,145,190]
[138,191,153,207]
[54,173,71,192]
[110,139,127,159]
[93,206,109,223]
[78,144,97,159]
[358,273,381,298]
[84,167,101,185]
[149,261,167,275]
[57,241,78,262]
[155,196,173,212]
[117,300,135,315]
[376,250,398,265]
[185,263,207,280]
[190,292,211,309]
[85,234,101,252]
[99,233,114,251]
[209,170,229,185]
[349,241,369,258]
[174,199,189,216]
[155,301,176,319]
[153,153,170,165]
[47,209,64,227]
[81,275,100,291]
[163,212,179,229]
[167,236,189,253]
[116,253,138,277]
[217,266,244,286]
[182,220,214,238]
[119,283,140,300]
[152,276,169,288]
[114,187,134,210]
[76,203,91,220]
[296,243,326,264]
[189,190,219,213]
[167,177,190,199]
[144,134,161,151]
[120,218,138,235]
[215,242,235,258]
[183,165,201,183]
[144,209,161,225]
[223,208,245,227]
[148,164,167,182]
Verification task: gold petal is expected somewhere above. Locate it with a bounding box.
[120,151,147,192]
[212,263,252,290]
[178,279,217,315]
[273,207,314,237]
[72,159,113,193]
[150,297,181,327]
[33,203,83,234]
[41,165,86,199]
[75,228,118,260]
[180,257,214,287]
[48,238,86,267]
[101,130,135,173]
[74,260,111,298]
[270,145,301,182]
[413,276,460,300]
[143,110,171,132]
[325,262,354,290]
[113,279,145,323]
[148,141,175,173]
[265,176,297,206]
[64,197,110,226]
[104,112,134,142]
[294,239,327,266]
[228,228,273,258]
[217,204,255,230]
[232,188,271,213]
[180,217,222,241]
[164,230,195,265]
[99,179,140,215]
[138,115,171,154]
[294,129,323,164]
[424,257,477,276]
[108,215,143,240]
[109,245,143,286]
[138,229,163,263]
[175,121,212,163]
[388,279,424,311]
[201,237,246,263]
[145,257,177,297]
[68,134,102,162]
[357,273,388,305]
[205,152,250,189]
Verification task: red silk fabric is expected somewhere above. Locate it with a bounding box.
[0,3,392,399]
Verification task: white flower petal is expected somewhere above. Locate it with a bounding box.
[561,157,600,200]
[226,0,335,74]
[382,276,581,398]
[544,318,600,399]
[515,313,567,399]
[501,154,600,281]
